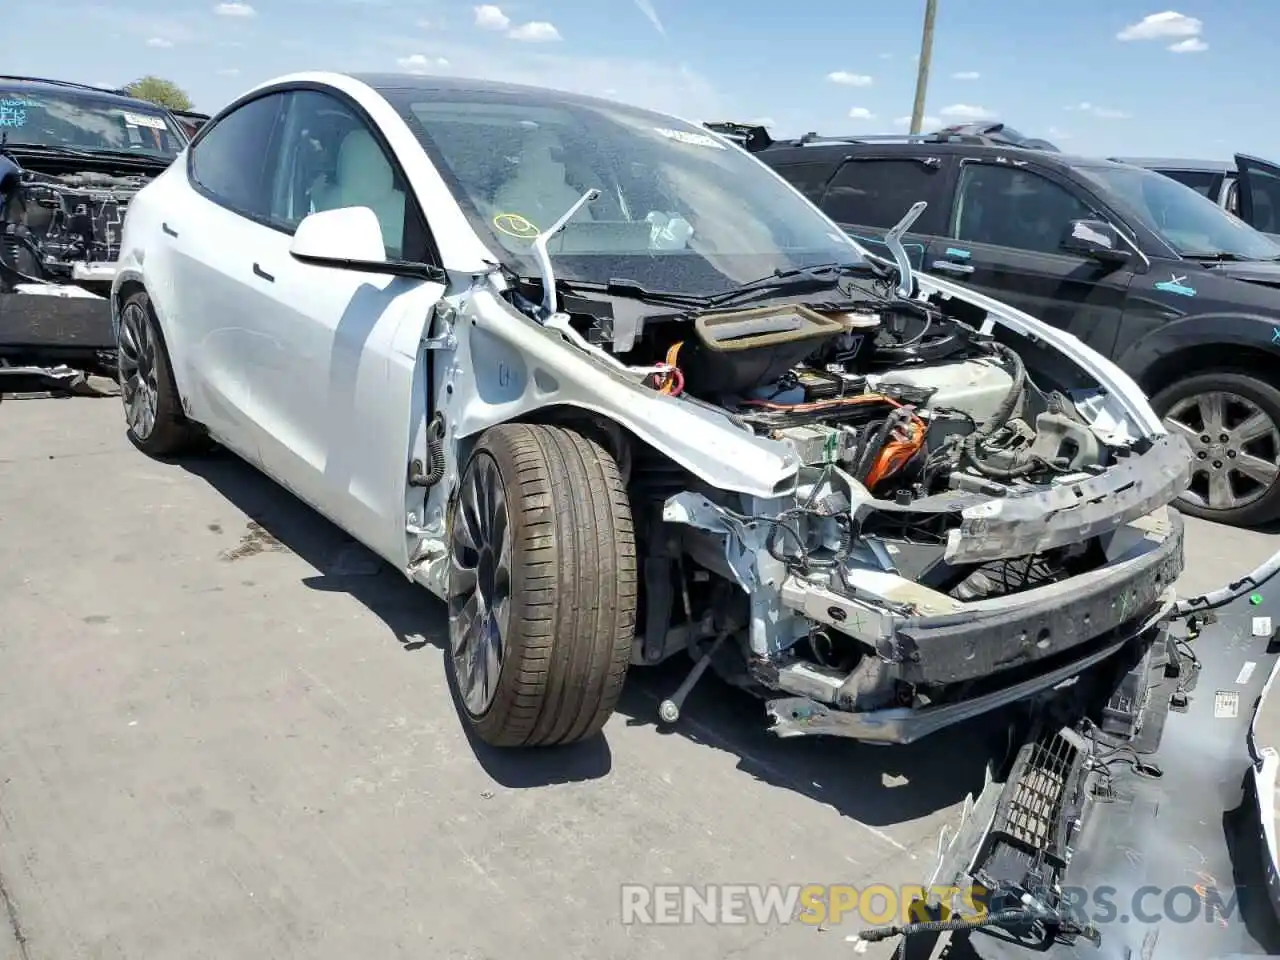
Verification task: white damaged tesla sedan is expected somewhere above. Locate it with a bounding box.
[111,72,1193,750]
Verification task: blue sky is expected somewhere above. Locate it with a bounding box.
[7,1,1275,161]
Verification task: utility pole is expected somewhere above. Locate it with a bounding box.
[909,0,938,134]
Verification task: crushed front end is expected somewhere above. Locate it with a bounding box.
[651,289,1190,745]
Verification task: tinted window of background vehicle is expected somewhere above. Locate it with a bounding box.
[189,93,285,217]
[1246,166,1280,233]
[1159,169,1221,198]
[771,161,837,204]
[821,158,940,228]
[952,162,1093,255]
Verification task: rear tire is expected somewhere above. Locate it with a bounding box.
[1151,370,1280,527]
[117,289,201,457]
[446,422,637,747]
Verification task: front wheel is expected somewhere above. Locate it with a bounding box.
[445,423,638,747]
[1152,371,1280,527]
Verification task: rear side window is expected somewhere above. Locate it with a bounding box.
[769,161,838,204]
[821,158,942,229]
[189,93,286,218]
[1157,169,1221,199]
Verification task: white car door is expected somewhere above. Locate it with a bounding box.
[241,87,446,569]
[166,91,290,461]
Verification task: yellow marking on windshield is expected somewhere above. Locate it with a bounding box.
[493,212,539,239]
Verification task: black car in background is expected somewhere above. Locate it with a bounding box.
[0,75,189,380]
[1116,153,1280,240]
[719,123,1280,527]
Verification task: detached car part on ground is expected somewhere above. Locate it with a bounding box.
[857,553,1280,958]
[0,76,187,385]
[112,72,1193,753]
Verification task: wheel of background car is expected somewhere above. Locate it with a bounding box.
[117,290,201,457]
[445,422,637,747]
[1151,371,1280,527]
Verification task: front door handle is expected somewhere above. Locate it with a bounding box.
[161,222,178,238]
[252,262,275,283]
[930,259,974,274]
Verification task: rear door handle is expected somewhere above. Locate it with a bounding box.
[161,222,178,238]
[252,262,275,283]
[930,260,974,274]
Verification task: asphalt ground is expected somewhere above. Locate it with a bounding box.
[1,395,1277,960]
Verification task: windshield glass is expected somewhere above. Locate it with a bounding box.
[1079,163,1280,260]
[386,86,865,297]
[0,87,186,160]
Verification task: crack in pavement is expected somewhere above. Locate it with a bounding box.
[0,862,30,960]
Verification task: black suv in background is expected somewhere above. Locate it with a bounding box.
[1115,154,1280,240]
[712,123,1280,527]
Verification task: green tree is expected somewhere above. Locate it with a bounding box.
[122,76,193,112]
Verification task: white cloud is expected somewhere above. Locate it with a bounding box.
[1169,36,1207,53]
[1070,101,1131,119]
[879,52,893,60]
[894,114,940,129]
[1116,11,1201,41]
[848,107,876,120]
[146,37,174,48]
[827,71,872,87]
[216,67,240,76]
[474,5,510,30]
[397,53,451,73]
[939,103,995,120]
[634,0,665,36]
[214,2,256,16]
[1046,125,1071,140]
[509,21,561,42]
[952,71,980,80]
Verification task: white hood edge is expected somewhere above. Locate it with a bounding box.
[913,270,1165,440]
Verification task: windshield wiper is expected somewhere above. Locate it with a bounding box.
[2,143,172,165]
[705,261,869,307]
[1185,250,1277,262]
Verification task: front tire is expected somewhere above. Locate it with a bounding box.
[1152,371,1280,526]
[117,290,200,457]
[446,423,637,747]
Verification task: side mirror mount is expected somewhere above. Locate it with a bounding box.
[1061,219,1131,263]
[289,207,445,282]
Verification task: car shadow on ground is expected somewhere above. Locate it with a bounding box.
[178,445,1004,830]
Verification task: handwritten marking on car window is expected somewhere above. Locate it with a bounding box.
[0,98,28,127]
[493,212,539,239]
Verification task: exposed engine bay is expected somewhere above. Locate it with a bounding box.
[487,216,1192,745]
[0,151,153,379]
[1,164,145,293]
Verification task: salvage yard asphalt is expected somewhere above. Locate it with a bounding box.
[1,397,1277,960]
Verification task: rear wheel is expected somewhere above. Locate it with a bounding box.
[446,423,637,747]
[117,290,201,457]
[1152,371,1280,526]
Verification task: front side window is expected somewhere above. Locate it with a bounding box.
[952,163,1095,255]
[0,87,186,160]
[770,161,838,205]
[822,158,943,229]
[266,90,407,257]
[1079,163,1280,260]
[189,93,286,218]
[385,88,863,297]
